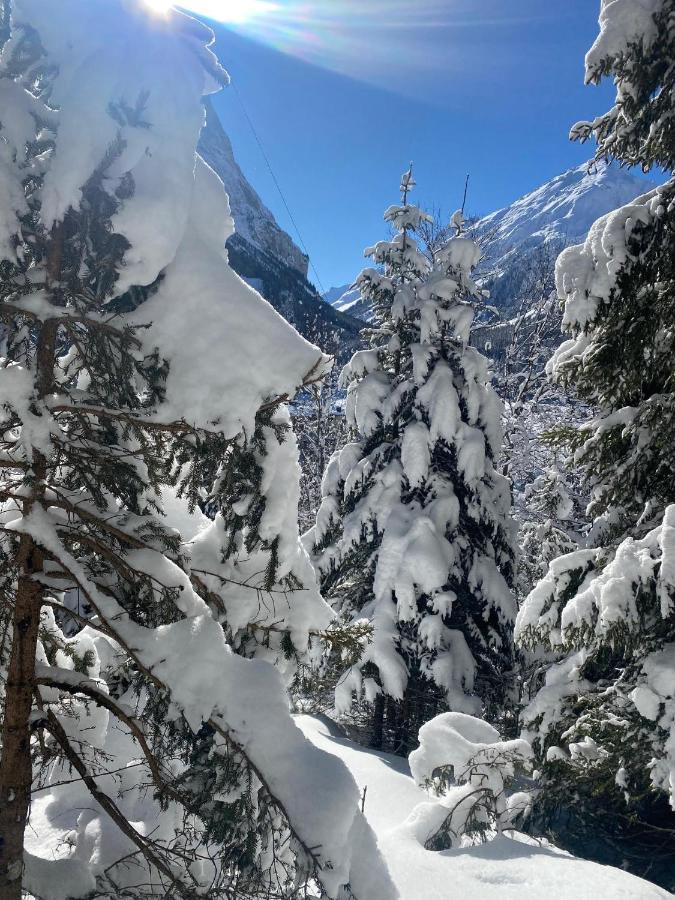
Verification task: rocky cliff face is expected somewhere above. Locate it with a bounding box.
[198,101,361,362]
[199,99,309,277]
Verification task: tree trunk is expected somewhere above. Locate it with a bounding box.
[394,688,411,757]
[0,543,44,897]
[0,316,56,896]
[380,694,400,755]
[370,691,384,750]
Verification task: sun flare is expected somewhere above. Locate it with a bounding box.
[142,0,172,13]
[142,0,276,24]
[137,1,475,99]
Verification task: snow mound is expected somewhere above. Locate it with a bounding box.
[297,715,672,900]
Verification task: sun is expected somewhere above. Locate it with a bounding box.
[141,0,276,24]
[141,0,173,13]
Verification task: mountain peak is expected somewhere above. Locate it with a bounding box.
[474,160,653,308]
[322,161,654,321]
[477,159,652,254]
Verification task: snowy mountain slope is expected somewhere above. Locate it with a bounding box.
[476,160,650,261]
[323,283,352,306]
[297,716,672,900]
[198,102,362,360]
[323,161,652,323]
[323,282,370,320]
[474,160,653,310]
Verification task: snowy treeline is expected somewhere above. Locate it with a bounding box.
[0,0,674,898]
[305,0,675,887]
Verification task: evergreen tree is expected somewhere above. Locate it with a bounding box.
[312,172,516,755]
[516,467,580,602]
[293,373,347,534]
[0,4,394,899]
[406,711,533,850]
[516,0,675,883]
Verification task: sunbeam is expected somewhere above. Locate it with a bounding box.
[141,0,541,98]
[143,0,276,24]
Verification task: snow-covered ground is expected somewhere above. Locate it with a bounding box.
[297,715,673,900]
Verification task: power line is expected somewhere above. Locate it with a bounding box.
[230,80,327,295]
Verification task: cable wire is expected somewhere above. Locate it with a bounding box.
[230,79,327,294]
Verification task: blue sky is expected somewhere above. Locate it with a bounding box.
[203,1,615,292]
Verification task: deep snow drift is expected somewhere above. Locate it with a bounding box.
[297,715,673,900]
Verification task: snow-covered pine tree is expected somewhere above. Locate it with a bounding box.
[312,173,516,755]
[293,372,347,534]
[516,468,580,602]
[0,4,395,899]
[516,0,675,882]
[404,712,533,850]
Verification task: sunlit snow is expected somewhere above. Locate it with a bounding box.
[297,716,672,900]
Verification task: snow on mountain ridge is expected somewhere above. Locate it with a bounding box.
[478,160,651,247]
[323,283,352,306]
[475,160,654,305]
[336,290,363,313]
[323,283,370,321]
[322,161,652,320]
